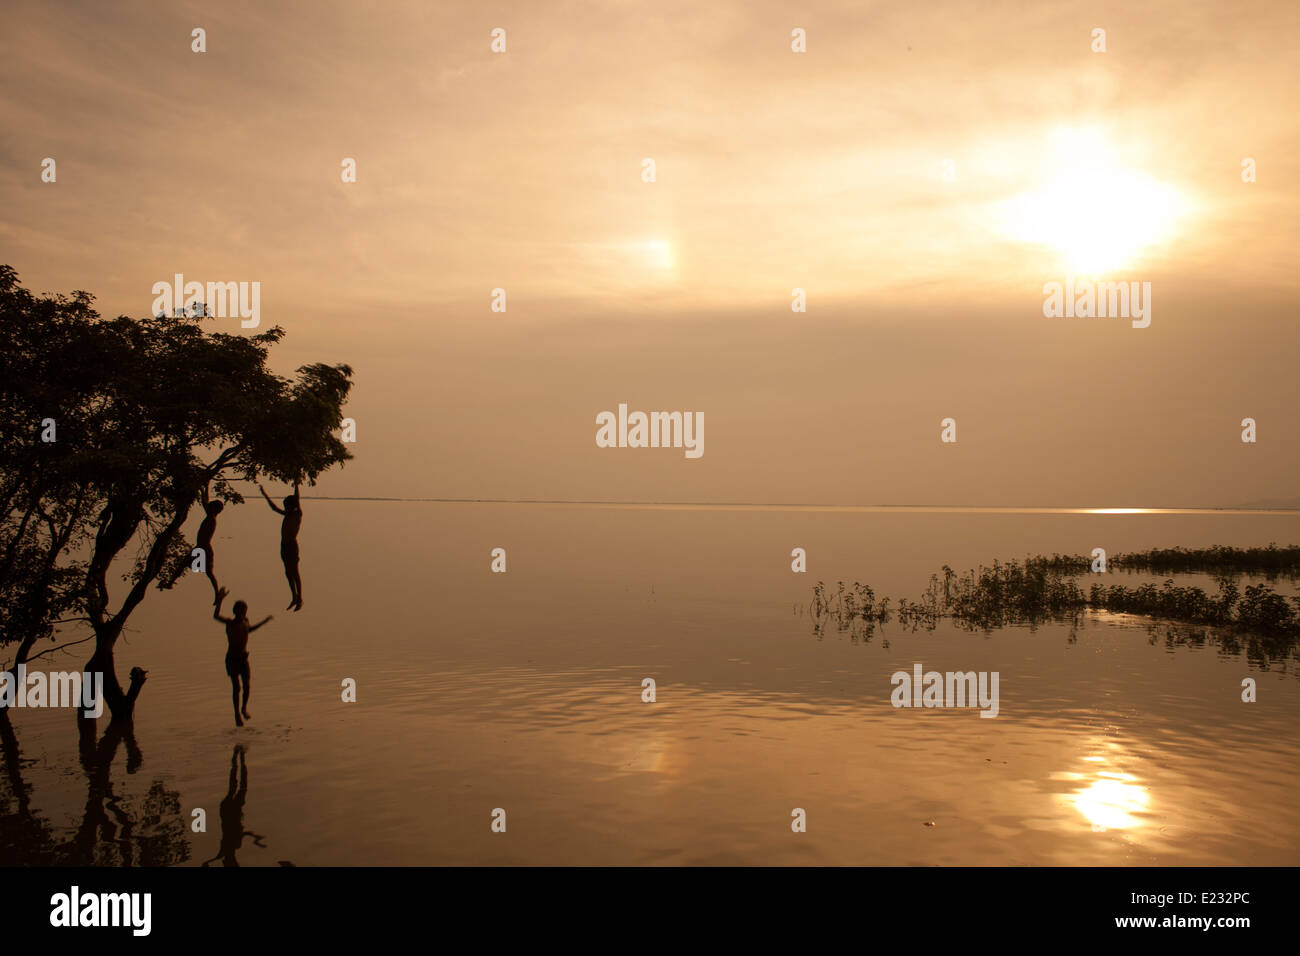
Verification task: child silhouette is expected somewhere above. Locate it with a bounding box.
[195,484,224,604]
[213,588,272,726]
[260,482,303,611]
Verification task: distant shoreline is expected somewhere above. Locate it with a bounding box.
[271,495,1300,516]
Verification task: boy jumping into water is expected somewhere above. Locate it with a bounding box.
[195,484,224,604]
[259,482,303,611]
[213,588,272,727]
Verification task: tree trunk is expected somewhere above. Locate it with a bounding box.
[85,626,147,724]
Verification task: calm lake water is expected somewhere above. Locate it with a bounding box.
[3,502,1299,865]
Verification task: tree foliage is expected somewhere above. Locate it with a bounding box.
[0,265,353,719]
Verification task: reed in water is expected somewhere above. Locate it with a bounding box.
[810,545,1300,662]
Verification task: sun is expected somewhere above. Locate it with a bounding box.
[638,239,675,271]
[998,128,1186,274]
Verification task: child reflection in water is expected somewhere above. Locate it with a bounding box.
[202,745,266,867]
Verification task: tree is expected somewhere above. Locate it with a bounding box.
[0,265,353,721]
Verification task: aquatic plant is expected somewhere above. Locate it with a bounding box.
[810,546,1300,658]
[1027,544,1300,578]
[1112,544,1300,578]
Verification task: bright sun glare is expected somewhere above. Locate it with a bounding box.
[640,239,674,271]
[1072,770,1150,831]
[999,128,1186,274]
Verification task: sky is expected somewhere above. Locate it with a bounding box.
[2,0,1298,507]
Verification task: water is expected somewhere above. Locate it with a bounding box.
[3,502,1298,865]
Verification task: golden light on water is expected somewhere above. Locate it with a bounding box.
[1067,754,1152,831]
[1073,772,1150,830]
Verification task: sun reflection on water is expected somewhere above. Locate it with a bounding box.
[1057,751,1151,832]
[1073,770,1150,830]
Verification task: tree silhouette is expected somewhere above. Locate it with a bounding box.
[0,265,353,721]
[0,708,191,865]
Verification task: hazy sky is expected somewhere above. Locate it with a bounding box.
[3,0,1297,506]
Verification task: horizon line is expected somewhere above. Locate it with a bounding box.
[276,495,1300,516]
